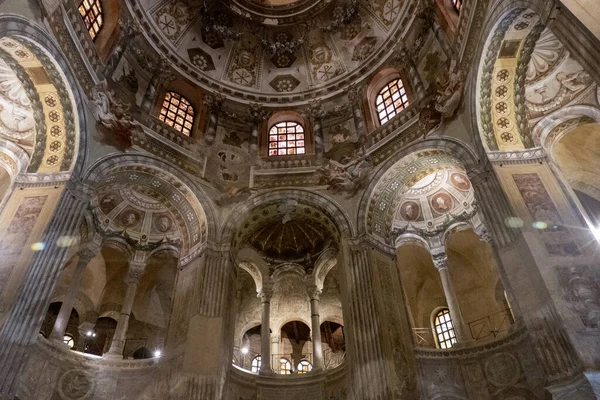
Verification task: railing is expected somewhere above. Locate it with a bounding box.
[412,328,436,348]
[232,346,345,373]
[323,349,346,369]
[467,309,513,341]
[413,309,514,349]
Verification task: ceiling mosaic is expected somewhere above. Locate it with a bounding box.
[477,9,597,152]
[0,37,77,173]
[367,150,466,241]
[92,166,208,255]
[134,0,416,100]
[392,168,475,232]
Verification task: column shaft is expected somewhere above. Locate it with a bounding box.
[310,296,324,370]
[433,254,470,343]
[343,239,391,399]
[107,260,145,357]
[49,249,96,341]
[259,292,272,373]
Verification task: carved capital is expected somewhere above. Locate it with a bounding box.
[203,92,225,109]
[432,252,448,271]
[479,229,493,245]
[77,248,97,266]
[258,284,273,302]
[306,284,322,300]
[248,102,270,123]
[127,262,146,285]
[345,83,364,105]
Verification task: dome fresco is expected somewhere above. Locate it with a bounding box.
[133,0,417,101]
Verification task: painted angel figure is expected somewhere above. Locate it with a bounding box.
[435,69,464,120]
[316,154,373,197]
[90,81,141,151]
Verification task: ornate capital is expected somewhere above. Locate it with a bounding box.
[306,284,322,300]
[127,261,146,285]
[248,102,270,123]
[345,83,364,105]
[479,229,493,245]
[77,248,97,266]
[431,252,448,271]
[258,283,273,302]
[203,92,225,109]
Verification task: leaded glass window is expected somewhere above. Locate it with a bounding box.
[159,92,195,136]
[375,78,409,125]
[78,0,103,41]
[268,121,305,156]
[279,358,292,374]
[434,308,457,349]
[251,355,261,373]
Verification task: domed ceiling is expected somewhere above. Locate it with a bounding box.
[134,0,415,101]
[233,199,339,263]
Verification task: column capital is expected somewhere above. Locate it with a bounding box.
[259,287,273,302]
[126,261,146,285]
[248,102,270,123]
[271,334,280,343]
[306,284,322,301]
[77,247,98,265]
[479,229,494,245]
[203,92,225,109]
[345,83,365,105]
[431,252,448,271]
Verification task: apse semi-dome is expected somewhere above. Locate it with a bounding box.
[132,0,417,102]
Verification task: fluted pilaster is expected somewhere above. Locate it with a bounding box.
[0,182,89,398]
[342,238,391,400]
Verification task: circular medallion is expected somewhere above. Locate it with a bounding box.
[430,192,454,214]
[399,200,420,221]
[58,369,94,400]
[485,353,520,387]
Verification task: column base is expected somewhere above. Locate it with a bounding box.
[258,368,276,376]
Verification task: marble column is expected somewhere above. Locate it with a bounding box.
[106,256,146,358]
[342,238,391,399]
[0,181,90,398]
[203,94,224,145]
[141,56,172,113]
[271,334,280,366]
[308,100,326,162]
[307,285,324,371]
[259,284,273,374]
[432,252,470,344]
[346,85,367,148]
[49,248,98,342]
[394,44,426,101]
[105,18,139,77]
[248,103,268,158]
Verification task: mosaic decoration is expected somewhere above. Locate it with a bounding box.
[0,37,76,173]
[0,196,47,258]
[512,173,579,256]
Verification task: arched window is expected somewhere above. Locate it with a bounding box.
[297,360,312,374]
[451,0,462,12]
[434,308,456,349]
[375,78,409,125]
[279,358,292,374]
[63,334,75,349]
[268,121,305,156]
[78,0,104,41]
[251,355,262,373]
[160,92,195,136]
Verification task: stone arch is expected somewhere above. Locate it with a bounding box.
[475,4,598,154]
[359,137,478,243]
[0,14,88,177]
[220,188,355,246]
[84,153,217,264]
